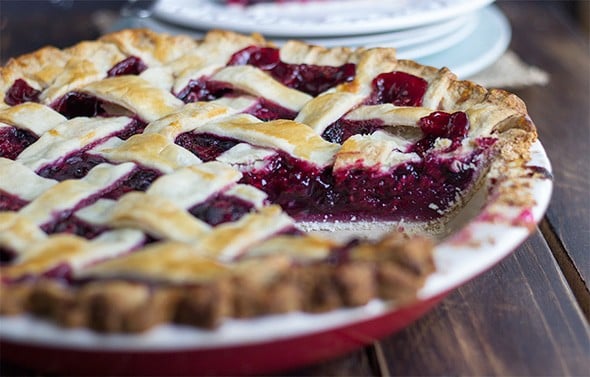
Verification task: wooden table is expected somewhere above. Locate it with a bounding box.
[1,1,588,375]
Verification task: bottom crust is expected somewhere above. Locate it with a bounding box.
[0,232,435,333]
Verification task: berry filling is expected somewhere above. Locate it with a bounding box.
[177,78,296,120]
[244,98,298,121]
[107,56,148,77]
[52,92,106,119]
[38,165,161,239]
[39,192,112,236]
[41,213,107,239]
[4,79,41,106]
[0,247,16,264]
[102,166,162,200]
[5,59,146,109]
[365,71,428,106]
[332,155,482,221]
[2,263,75,284]
[37,153,109,181]
[526,165,553,180]
[116,118,148,140]
[228,46,356,96]
[175,132,240,162]
[0,190,29,211]
[177,78,234,103]
[188,194,255,226]
[240,153,330,218]
[42,263,73,281]
[411,111,470,156]
[240,151,485,221]
[322,118,385,144]
[0,126,39,159]
[172,127,491,222]
[50,93,147,123]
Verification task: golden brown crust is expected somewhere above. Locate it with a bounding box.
[0,234,434,332]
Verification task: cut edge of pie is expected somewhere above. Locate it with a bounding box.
[0,28,537,333]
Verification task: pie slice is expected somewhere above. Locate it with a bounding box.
[0,29,536,332]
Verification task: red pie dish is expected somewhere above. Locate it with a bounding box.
[0,29,551,375]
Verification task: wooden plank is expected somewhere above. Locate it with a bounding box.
[0,348,379,377]
[378,231,589,376]
[497,2,590,291]
[0,1,109,63]
[280,347,379,376]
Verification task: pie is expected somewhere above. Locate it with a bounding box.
[0,29,536,333]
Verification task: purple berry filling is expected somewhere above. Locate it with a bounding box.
[35,117,147,181]
[241,151,484,221]
[322,118,385,144]
[228,46,356,96]
[240,153,332,218]
[39,165,161,239]
[244,98,298,121]
[102,166,162,200]
[39,192,110,237]
[526,165,553,180]
[41,214,107,239]
[107,56,148,77]
[0,247,16,264]
[51,93,149,124]
[116,118,148,140]
[411,111,470,156]
[3,262,74,284]
[37,153,109,181]
[177,78,234,103]
[172,128,490,222]
[365,71,428,106]
[0,190,29,211]
[332,156,480,221]
[4,79,41,106]
[188,194,255,226]
[0,126,39,159]
[42,263,73,281]
[177,78,296,120]
[52,92,106,119]
[175,132,239,162]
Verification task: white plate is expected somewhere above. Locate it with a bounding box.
[382,12,477,59]
[0,139,552,350]
[151,0,495,37]
[115,12,472,51]
[417,5,511,78]
[115,12,474,60]
[269,14,471,48]
[114,4,508,76]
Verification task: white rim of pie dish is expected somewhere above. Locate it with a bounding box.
[0,139,553,351]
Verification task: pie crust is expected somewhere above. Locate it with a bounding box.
[0,29,536,332]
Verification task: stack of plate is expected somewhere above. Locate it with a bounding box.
[117,0,511,78]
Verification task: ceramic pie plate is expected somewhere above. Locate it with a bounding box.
[0,138,552,376]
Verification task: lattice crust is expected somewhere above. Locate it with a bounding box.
[0,29,537,332]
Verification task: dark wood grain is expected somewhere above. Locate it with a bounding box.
[278,347,378,376]
[498,1,590,293]
[0,1,124,63]
[380,231,590,376]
